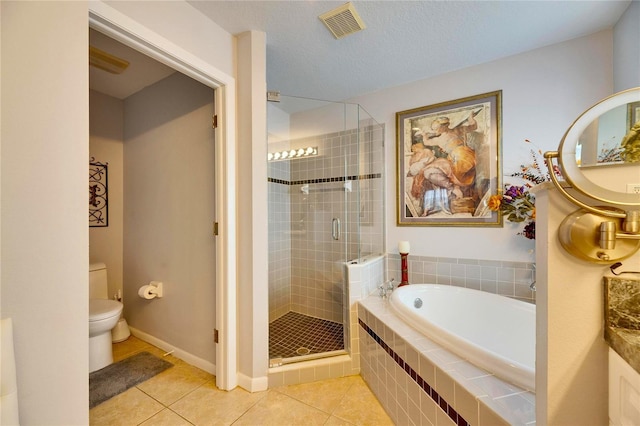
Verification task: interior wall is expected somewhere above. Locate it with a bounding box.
[350,30,614,263]
[613,0,640,92]
[123,72,217,366]
[236,30,269,391]
[0,2,236,420]
[89,90,124,300]
[534,184,640,424]
[0,2,89,424]
[103,0,234,79]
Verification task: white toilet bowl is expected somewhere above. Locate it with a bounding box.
[89,298,123,373]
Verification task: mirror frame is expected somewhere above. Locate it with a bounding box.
[557,87,640,207]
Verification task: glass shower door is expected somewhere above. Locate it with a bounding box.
[267,95,350,365]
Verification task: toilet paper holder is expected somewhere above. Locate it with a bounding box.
[138,281,163,299]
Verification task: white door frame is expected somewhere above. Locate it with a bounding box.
[88,2,237,390]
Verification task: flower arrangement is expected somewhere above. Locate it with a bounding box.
[488,140,561,240]
[489,184,537,239]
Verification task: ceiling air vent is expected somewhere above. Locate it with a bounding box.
[319,2,366,39]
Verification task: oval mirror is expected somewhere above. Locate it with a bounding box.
[558,87,640,207]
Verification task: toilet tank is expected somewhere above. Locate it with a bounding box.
[89,262,108,299]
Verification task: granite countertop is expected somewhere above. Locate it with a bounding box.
[604,276,640,374]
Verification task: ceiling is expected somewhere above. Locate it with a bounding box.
[189,0,630,101]
[91,1,631,102]
[89,29,175,100]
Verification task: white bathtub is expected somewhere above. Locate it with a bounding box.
[389,284,535,391]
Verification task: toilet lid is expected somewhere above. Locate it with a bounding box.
[89,299,122,321]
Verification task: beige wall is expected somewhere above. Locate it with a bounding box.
[90,90,124,300]
[1,1,236,421]
[236,30,269,390]
[1,2,89,423]
[352,30,614,263]
[123,72,217,366]
[535,184,640,424]
[614,0,640,91]
[104,1,234,79]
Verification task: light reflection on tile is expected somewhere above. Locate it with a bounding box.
[332,377,394,425]
[137,363,213,406]
[450,360,491,380]
[89,387,164,426]
[482,392,536,425]
[274,375,358,413]
[467,371,526,399]
[170,381,267,425]
[427,347,465,366]
[232,390,329,426]
[138,408,191,426]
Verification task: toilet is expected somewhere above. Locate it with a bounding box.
[89,263,123,373]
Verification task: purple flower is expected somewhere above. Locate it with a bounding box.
[505,185,526,199]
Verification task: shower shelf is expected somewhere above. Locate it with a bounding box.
[300,180,352,194]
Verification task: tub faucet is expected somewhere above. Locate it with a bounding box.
[378,278,395,299]
[530,263,536,291]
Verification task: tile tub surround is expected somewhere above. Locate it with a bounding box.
[358,295,536,426]
[604,276,640,375]
[386,254,536,303]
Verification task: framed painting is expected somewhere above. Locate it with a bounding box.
[396,90,502,226]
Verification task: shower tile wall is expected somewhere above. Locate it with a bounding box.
[289,129,357,323]
[268,160,292,321]
[351,122,385,259]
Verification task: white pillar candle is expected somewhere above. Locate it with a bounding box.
[398,241,410,254]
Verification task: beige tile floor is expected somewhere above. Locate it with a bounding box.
[90,336,393,426]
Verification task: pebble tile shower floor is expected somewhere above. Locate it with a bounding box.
[269,311,344,359]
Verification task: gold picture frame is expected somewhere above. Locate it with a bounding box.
[396,90,502,226]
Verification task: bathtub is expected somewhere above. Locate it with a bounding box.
[389,284,535,391]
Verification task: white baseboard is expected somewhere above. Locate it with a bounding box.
[238,372,268,392]
[129,327,216,376]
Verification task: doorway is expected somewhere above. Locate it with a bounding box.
[88,5,236,388]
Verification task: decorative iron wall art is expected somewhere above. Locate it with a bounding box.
[89,158,108,227]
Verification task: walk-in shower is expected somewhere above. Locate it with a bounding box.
[267,95,384,366]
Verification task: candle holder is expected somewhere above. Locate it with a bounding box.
[399,252,409,287]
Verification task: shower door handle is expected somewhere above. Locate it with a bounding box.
[332,218,341,240]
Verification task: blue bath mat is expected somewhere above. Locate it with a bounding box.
[89,351,173,408]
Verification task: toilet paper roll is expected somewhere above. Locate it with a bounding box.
[138,285,157,300]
